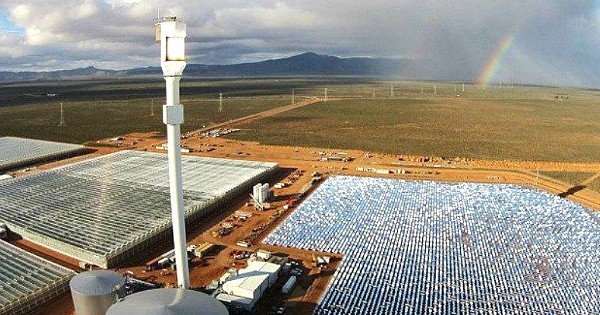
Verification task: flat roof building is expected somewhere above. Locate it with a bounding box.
[222,261,281,304]
[0,150,278,268]
[215,293,254,310]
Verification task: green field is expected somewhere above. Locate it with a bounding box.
[0,78,324,143]
[539,172,595,185]
[4,78,600,162]
[0,97,290,144]
[586,178,600,192]
[227,89,600,162]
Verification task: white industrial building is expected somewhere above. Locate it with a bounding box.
[0,240,75,315]
[0,150,278,268]
[252,183,270,204]
[221,261,281,305]
[0,137,87,172]
[214,293,254,310]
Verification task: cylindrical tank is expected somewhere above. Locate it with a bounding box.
[70,270,125,315]
[106,288,228,315]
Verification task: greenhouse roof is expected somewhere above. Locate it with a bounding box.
[0,137,86,172]
[0,240,74,315]
[0,150,277,267]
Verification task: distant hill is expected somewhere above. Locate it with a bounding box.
[0,66,117,82]
[0,53,405,83]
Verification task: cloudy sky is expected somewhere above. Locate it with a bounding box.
[1,0,600,87]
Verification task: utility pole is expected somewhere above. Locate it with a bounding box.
[390,85,394,98]
[59,102,65,126]
[292,89,295,105]
[324,88,328,102]
[151,98,155,116]
[462,83,465,92]
[219,93,223,113]
[434,85,437,95]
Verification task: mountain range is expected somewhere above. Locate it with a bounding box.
[0,53,405,83]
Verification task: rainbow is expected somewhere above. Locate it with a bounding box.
[478,34,514,86]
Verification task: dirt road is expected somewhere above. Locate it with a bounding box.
[191,98,322,134]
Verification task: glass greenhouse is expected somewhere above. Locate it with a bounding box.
[0,240,75,315]
[0,150,278,268]
[0,137,86,172]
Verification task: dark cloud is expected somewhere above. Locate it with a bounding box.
[0,0,599,87]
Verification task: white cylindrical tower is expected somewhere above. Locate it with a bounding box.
[156,16,190,289]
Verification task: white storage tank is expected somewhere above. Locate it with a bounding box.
[261,183,270,202]
[106,288,228,315]
[69,270,125,315]
[253,183,261,202]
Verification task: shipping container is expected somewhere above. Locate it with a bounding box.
[256,249,272,260]
[237,241,251,247]
[281,275,297,294]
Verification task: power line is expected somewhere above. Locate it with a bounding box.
[59,102,65,126]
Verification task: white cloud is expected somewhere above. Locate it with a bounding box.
[11,4,29,20]
[0,33,28,58]
[0,0,599,87]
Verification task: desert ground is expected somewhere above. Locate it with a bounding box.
[2,78,600,314]
[28,132,600,315]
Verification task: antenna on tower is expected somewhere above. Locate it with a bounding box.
[219,93,223,113]
[157,8,160,20]
[59,102,65,126]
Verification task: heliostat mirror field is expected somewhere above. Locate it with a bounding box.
[265,176,600,314]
